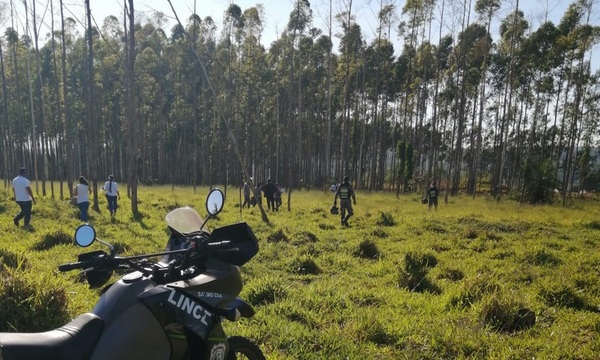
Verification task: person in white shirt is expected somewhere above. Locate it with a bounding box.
[12,167,35,228]
[103,175,120,217]
[73,176,92,221]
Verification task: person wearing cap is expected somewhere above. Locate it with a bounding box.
[12,167,35,228]
[103,175,121,217]
[333,175,356,226]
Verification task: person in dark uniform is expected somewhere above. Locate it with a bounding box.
[333,176,356,226]
[427,181,439,211]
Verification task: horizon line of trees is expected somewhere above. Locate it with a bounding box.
[0,0,599,213]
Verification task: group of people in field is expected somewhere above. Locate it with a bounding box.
[243,178,283,212]
[11,167,121,229]
[12,164,439,230]
[330,176,439,227]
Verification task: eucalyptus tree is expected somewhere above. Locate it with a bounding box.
[372,2,397,191]
[304,33,335,186]
[491,5,528,197]
[447,23,491,195]
[26,0,50,196]
[362,36,395,190]
[335,2,363,181]
[0,34,8,182]
[238,6,266,187]
[559,0,599,204]
[4,27,30,171]
[124,0,139,215]
[83,0,102,210]
[95,15,125,183]
[19,2,41,194]
[399,0,435,146]
[0,0,10,182]
[516,20,561,203]
[286,0,312,190]
[470,0,500,197]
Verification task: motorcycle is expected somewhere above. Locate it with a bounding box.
[0,188,265,360]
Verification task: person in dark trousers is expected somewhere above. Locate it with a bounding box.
[262,179,277,211]
[333,176,356,226]
[427,180,439,211]
[242,178,252,209]
[103,175,121,217]
[73,176,92,221]
[12,167,35,228]
[274,183,283,211]
[253,183,263,207]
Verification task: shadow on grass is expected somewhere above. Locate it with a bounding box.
[30,231,73,251]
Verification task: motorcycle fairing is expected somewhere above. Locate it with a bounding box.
[140,286,217,339]
[169,258,243,308]
[0,313,103,360]
[140,286,232,358]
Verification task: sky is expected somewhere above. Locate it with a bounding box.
[69,0,590,46]
[1,0,597,68]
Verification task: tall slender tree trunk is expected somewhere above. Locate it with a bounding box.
[30,0,49,196]
[23,1,39,194]
[125,0,139,215]
[85,0,99,210]
[59,0,74,195]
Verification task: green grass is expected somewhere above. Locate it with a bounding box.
[1,184,599,359]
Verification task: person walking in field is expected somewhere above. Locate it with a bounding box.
[262,179,277,211]
[274,183,283,211]
[73,176,92,221]
[427,180,439,211]
[103,175,121,217]
[242,178,252,209]
[12,167,35,229]
[333,175,356,227]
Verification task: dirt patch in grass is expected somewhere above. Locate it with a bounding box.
[354,240,380,260]
[268,229,289,243]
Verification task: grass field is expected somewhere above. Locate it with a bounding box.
[0,184,599,359]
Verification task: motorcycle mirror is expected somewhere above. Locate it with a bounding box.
[74,224,96,247]
[206,188,225,216]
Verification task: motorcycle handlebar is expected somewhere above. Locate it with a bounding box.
[58,260,92,272]
[205,240,235,251]
[58,238,236,275]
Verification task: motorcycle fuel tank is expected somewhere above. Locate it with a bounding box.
[89,278,171,360]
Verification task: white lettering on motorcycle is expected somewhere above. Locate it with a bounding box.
[210,343,226,360]
[167,289,211,325]
[197,291,223,299]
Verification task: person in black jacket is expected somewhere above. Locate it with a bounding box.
[262,179,277,211]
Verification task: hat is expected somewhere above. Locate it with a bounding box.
[19,167,26,174]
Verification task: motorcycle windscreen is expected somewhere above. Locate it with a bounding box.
[165,207,204,235]
[209,222,259,266]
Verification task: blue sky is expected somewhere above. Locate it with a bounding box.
[86,0,587,41]
[1,0,596,69]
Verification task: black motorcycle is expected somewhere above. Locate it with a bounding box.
[0,188,265,360]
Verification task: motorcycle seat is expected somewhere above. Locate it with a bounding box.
[0,312,104,360]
